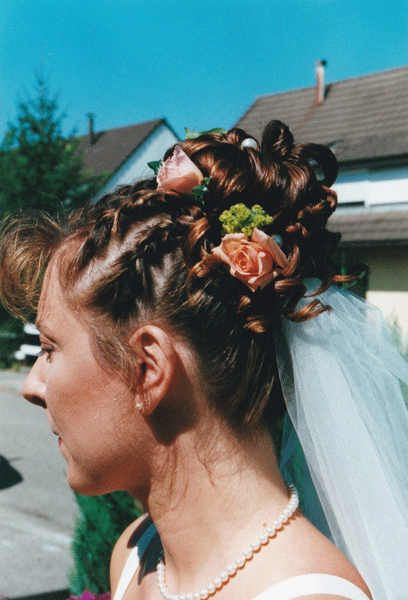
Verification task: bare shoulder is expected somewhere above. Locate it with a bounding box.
[110,513,151,595]
[284,516,373,600]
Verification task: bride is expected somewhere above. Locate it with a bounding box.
[1,121,407,600]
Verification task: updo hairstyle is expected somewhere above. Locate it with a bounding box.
[0,121,346,433]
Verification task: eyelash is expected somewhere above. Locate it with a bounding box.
[38,347,53,359]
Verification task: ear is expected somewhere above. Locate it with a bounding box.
[128,325,176,415]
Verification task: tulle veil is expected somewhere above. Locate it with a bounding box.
[277,281,408,600]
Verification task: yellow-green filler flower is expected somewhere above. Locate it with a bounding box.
[219,204,274,238]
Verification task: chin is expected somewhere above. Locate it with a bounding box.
[66,467,117,497]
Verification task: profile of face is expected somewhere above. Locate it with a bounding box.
[22,259,152,497]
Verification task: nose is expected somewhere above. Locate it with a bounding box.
[22,357,47,408]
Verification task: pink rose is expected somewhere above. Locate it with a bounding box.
[156,145,204,194]
[212,228,288,292]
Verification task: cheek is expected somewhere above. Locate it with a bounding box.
[45,355,114,434]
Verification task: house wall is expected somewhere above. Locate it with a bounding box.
[342,246,408,332]
[333,165,408,208]
[94,123,178,199]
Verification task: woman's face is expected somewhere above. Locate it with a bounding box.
[22,261,151,496]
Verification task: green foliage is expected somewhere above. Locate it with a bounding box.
[147,160,162,175]
[0,72,107,220]
[192,176,212,204]
[219,203,274,237]
[69,491,144,595]
[0,72,108,365]
[0,304,23,368]
[184,127,227,139]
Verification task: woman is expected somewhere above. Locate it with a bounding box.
[1,121,407,600]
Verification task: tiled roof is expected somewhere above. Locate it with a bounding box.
[328,208,408,245]
[236,65,408,164]
[77,118,167,178]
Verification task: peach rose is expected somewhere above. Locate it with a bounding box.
[212,228,288,292]
[156,145,204,194]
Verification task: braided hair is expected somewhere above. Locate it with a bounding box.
[0,120,347,432]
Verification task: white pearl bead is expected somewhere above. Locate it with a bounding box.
[155,487,299,600]
[241,137,258,149]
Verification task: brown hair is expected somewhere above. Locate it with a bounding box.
[0,121,348,432]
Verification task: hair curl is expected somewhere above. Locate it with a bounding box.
[0,120,348,432]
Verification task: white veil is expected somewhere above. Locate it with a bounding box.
[277,281,408,600]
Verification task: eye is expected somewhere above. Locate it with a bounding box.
[38,346,54,361]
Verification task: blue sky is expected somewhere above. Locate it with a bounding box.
[1,0,408,140]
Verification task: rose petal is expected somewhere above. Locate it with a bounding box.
[156,146,204,194]
[251,228,289,269]
[212,229,288,292]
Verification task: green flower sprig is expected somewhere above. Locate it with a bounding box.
[219,204,274,238]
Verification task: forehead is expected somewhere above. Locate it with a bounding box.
[35,257,78,335]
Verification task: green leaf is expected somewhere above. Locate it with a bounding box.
[147,160,162,175]
[184,128,200,139]
[185,127,228,139]
[192,176,212,205]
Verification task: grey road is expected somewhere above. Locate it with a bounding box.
[0,368,77,598]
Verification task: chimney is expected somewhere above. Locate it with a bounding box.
[315,60,327,105]
[87,112,95,144]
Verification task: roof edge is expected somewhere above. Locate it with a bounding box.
[242,63,408,109]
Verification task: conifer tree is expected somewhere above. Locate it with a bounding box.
[0,71,109,356]
[0,71,108,219]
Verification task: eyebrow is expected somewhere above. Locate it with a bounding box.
[35,317,53,339]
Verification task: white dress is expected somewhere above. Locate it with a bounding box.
[112,521,371,600]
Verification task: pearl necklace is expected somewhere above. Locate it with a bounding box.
[156,484,299,600]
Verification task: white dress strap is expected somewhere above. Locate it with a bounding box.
[251,574,371,600]
[112,521,157,600]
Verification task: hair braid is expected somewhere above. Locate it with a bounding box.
[0,120,348,432]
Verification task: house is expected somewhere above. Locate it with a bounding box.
[77,116,179,200]
[236,63,408,332]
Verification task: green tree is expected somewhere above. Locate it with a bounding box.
[0,72,108,219]
[0,72,109,360]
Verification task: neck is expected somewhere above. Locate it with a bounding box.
[140,421,290,594]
